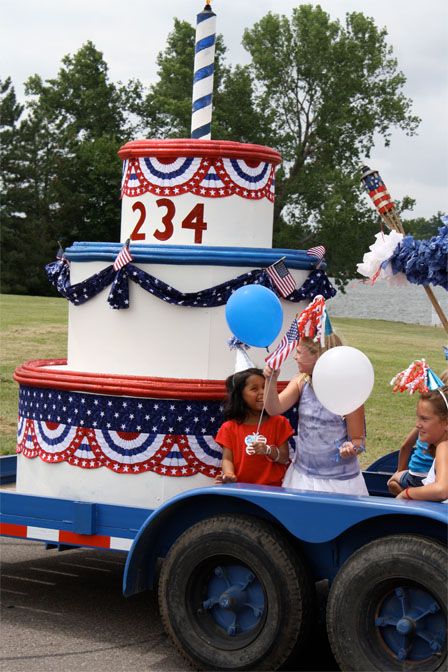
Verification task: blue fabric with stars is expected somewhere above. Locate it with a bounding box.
[45,261,336,310]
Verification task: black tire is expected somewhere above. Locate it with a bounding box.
[158,514,314,671]
[326,534,448,671]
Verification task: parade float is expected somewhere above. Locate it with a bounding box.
[13,2,335,507]
[3,5,447,672]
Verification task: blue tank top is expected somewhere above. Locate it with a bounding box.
[408,438,433,475]
[293,382,361,480]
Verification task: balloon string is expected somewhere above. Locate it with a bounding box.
[256,373,274,437]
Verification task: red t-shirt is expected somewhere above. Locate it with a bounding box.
[215,415,294,486]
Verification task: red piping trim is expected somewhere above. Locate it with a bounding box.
[118,139,282,165]
[14,360,288,400]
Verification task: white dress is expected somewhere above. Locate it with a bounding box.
[283,462,369,495]
[422,463,448,503]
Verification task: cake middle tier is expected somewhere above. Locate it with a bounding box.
[64,242,320,379]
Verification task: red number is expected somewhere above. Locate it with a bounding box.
[154,198,175,241]
[130,202,146,241]
[181,203,207,244]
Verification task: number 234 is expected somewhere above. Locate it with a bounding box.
[130,199,207,244]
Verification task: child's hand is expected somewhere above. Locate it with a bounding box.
[215,471,237,484]
[339,441,361,459]
[263,365,280,380]
[251,440,269,455]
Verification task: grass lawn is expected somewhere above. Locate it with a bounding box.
[1,294,446,467]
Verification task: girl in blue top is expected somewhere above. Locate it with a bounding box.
[264,334,368,496]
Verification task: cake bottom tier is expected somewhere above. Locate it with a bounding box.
[14,361,296,507]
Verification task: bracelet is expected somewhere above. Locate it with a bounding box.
[266,446,280,463]
[405,487,414,500]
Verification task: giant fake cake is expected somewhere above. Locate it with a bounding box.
[14,5,335,508]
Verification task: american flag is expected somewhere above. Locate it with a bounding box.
[307,245,326,261]
[361,166,395,215]
[113,240,133,271]
[266,259,296,298]
[265,318,299,370]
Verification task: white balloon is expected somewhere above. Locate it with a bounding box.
[312,346,374,416]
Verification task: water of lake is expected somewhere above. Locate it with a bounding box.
[327,279,447,327]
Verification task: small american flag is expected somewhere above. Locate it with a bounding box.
[265,318,299,370]
[307,245,326,261]
[266,259,296,298]
[361,166,395,215]
[113,240,133,271]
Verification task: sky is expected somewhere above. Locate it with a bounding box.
[1,0,447,220]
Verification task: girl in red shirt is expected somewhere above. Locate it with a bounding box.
[215,368,293,486]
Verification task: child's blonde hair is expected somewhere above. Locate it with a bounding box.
[300,333,342,359]
[440,368,448,385]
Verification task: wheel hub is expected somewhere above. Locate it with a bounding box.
[375,585,445,661]
[202,563,265,636]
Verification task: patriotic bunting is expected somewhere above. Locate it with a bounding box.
[45,258,336,310]
[121,156,276,202]
[17,385,298,476]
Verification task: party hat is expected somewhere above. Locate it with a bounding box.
[324,314,333,336]
[297,295,332,346]
[227,337,255,373]
[390,359,444,394]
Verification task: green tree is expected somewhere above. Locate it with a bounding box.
[242,5,420,285]
[1,43,141,294]
[400,212,445,239]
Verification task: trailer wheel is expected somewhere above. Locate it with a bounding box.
[327,535,447,672]
[158,514,314,671]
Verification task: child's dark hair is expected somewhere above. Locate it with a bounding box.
[223,367,265,423]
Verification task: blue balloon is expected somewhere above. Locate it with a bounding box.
[225,285,283,347]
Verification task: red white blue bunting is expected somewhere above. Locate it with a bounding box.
[17,417,222,477]
[17,387,225,477]
[121,156,276,201]
[17,386,299,476]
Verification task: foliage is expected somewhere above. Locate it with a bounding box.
[401,212,446,239]
[242,6,420,285]
[0,43,140,295]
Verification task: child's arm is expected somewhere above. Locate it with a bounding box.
[397,442,448,502]
[396,428,419,471]
[219,447,237,483]
[339,405,365,458]
[263,366,302,415]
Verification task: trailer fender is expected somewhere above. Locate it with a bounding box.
[123,483,447,596]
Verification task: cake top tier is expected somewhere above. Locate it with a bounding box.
[119,139,282,248]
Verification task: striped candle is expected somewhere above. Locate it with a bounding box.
[191,3,216,140]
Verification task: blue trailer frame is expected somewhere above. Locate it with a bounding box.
[1,452,447,671]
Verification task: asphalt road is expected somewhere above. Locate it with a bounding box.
[0,538,337,672]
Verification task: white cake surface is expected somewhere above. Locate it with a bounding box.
[16,454,213,508]
[67,260,309,381]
